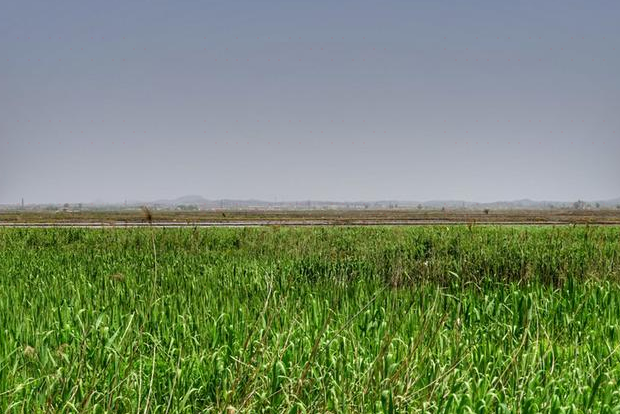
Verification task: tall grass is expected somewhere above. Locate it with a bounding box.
[0,226,619,412]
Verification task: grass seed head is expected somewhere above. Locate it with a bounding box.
[23,345,36,359]
[110,273,125,282]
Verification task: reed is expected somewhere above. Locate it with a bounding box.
[0,226,619,412]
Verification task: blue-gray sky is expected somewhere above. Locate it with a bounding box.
[1,0,619,204]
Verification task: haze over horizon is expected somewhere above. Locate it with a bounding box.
[2,0,619,204]
[5,194,620,207]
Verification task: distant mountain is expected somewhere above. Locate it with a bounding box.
[151,195,209,205]
[172,195,210,205]
[4,195,619,211]
[133,196,620,210]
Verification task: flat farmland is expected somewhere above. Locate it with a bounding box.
[1,208,620,226]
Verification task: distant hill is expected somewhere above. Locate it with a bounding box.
[3,196,619,211]
[152,195,209,205]
[130,196,620,210]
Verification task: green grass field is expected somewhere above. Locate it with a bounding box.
[1,226,620,413]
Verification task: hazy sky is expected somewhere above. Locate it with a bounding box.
[1,0,619,204]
